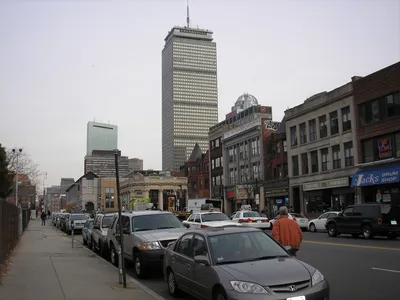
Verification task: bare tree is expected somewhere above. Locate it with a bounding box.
[239,168,256,202]
[6,148,40,185]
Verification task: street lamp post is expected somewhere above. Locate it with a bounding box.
[12,148,22,206]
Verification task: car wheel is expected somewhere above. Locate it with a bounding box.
[387,233,397,240]
[213,287,227,300]
[110,244,119,267]
[309,223,316,232]
[362,225,373,239]
[133,251,147,278]
[167,269,180,296]
[327,223,337,237]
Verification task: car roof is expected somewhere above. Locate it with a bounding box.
[121,210,174,217]
[185,227,261,237]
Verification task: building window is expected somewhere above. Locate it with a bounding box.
[344,142,354,167]
[252,163,260,179]
[290,126,297,146]
[387,92,400,118]
[276,141,281,154]
[301,153,308,175]
[358,98,384,125]
[239,143,245,160]
[283,163,288,177]
[332,145,341,169]
[105,187,115,208]
[244,141,249,158]
[283,140,287,152]
[215,138,220,148]
[233,145,237,161]
[229,147,234,162]
[276,164,281,178]
[292,155,299,176]
[215,158,220,168]
[251,137,260,156]
[361,139,374,163]
[273,168,277,179]
[330,111,339,135]
[240,165,249,182]
[309,119,317,141]
[86,180,93,193]
[229,169,235,184]
[321,148,329,171]
[319,115,327,138]
[341,106,351,131]
[300,123,307,144]
[211,159,215,169]
[311,151,318,173]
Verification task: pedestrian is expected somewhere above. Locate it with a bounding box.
[272,206,303,257]
[41,211,47,226]
[47,210,51,219]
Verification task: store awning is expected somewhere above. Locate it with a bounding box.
[350,165,400,187]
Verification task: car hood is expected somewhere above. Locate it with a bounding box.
[204,221,242,227]
[218,257,312,286]
[137,228,187,242]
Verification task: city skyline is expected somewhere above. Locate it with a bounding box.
[1,0,399,185]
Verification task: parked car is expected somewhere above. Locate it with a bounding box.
[107,210,188,278]
[308,211,341,232]
[66,213,89,234]
[92,212,117,258]
[326,203,400,239]
[82,219,94,249]
[182,212,242,229]
[163,227,329,300]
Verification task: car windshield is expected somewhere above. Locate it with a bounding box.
[201,213,230,222]
[291,213,306,218]
[243,211,261,218]
[132,214,184,232]
[209,231,289,265]
[102,216,114,228]
[70,214,87,221]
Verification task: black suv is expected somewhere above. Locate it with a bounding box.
[325,203,400,239]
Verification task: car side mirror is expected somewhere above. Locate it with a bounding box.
[183,223,190,228]
[338,213,343,217]
[122,228,130,235]
[167,241,175,248]
[194,255,210,266]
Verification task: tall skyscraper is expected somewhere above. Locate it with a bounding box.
[86,121,118,156]
[162,22,218,171]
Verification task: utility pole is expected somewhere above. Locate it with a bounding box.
[114,150,126,288]
[12,148,22,206]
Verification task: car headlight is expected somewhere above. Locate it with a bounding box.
[230,281,268,294]
[141,241,161,250]
[311,270,324,286]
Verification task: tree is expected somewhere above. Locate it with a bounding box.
[6,148,40,185]
[0,144,13,199]
[239,168,257,203]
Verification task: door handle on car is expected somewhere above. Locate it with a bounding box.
[186,264,192,271]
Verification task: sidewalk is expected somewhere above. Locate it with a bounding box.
[0,220,164,300]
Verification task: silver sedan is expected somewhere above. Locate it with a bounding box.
[163,227,329,300]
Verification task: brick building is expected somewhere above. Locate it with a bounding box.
[351,62,400,206]
[263,118,289,214]
[183,143,210,199]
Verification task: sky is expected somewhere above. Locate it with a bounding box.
[1,0,399,187]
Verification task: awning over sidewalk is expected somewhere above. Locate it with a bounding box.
[351,165,400,187]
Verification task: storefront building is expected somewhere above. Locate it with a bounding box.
[352,62,400,206]
[286,81,359,214]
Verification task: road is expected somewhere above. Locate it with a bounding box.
[124,231,400,300]
[70,228,400,300]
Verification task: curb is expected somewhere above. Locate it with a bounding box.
[62,228,167,300]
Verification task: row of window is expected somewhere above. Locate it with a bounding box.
[291,142,354,176]
[358,91,400,125]
[105,187,115,208]
[361,131,400,163]
[228,162,261,184]
[273,163,288,179]
[290,106,352,147]
[228,137,261,163]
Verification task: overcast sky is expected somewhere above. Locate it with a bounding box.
[1,0,399,187]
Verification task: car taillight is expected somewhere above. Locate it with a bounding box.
[378,217,382,225]
[201,224,209,228]
[292,218,296,221]
[263,219,269,222]
[239,218,252,223]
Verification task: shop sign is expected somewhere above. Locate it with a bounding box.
[223,119,260,140]
[377,138,393,159]
[351,167,399,187]
[303,177,349,191]
[235,187,250,200]
[265,188,288,197]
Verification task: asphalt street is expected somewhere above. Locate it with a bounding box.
[123,231,400,300]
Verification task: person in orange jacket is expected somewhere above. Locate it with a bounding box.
[272,206,303,256]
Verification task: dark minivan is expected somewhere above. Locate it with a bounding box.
[326,203,400,239]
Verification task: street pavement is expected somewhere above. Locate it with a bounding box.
[0,220,163,300]
[122,231,400,300]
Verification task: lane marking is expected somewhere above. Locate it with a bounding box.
[303,240,400,251]
[372,267,400,273]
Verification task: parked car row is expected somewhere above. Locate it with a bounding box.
[53,209,330,300]
[51,212,90,234]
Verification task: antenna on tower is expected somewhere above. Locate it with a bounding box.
[186,0,190,28]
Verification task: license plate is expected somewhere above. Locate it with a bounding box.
[257,220,262,223]
[300,220,306,223]
[391,220,397,225]
[287,296,306,300]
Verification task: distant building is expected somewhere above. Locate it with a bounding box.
[128,158,143,172]
[60,178,74,194]
[66,172,100,211]
[87,121,118,156]
[182,143,210,199]
[45,186,61,209]
[84,150,130,178]
[162,26,218,171]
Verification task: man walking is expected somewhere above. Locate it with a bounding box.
[41,211,47,226]
[272,206,303,256]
